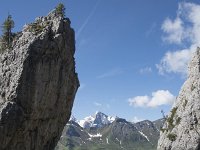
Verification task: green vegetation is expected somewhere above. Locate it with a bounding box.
[28,23,45,34]
[56,141,157,150]
[0,14,15,52]
[56,119,160,150]
[55,3,65,17]
[160,127,168,133]
[167,107,178,130]
[160,107,181,133]
[167,133,177,141]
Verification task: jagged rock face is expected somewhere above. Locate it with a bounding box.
[157,48,200,150]
[0,11,79,150]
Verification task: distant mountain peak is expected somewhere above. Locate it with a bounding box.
[114,118,128,123]
[57,113,164,150]
[77,112,116,128]
[69,115,77,122]
[95,111,102,115]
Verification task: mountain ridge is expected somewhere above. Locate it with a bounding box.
[56,112,164,150]
[77,111,116,128]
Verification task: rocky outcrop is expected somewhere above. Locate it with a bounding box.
[157,48,200,150]
[0,10,79,150]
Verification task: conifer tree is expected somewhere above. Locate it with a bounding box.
[55,3,65,17]
[1,14,15,49]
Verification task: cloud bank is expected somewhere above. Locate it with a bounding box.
[157,2,200,76]
[128,90,175,108]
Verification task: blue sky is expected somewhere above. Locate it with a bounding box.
[1,0,200,122]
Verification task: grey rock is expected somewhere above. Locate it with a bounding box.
[157,47,200,150]
[0,10,79,150]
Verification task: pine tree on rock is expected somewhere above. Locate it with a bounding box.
[55,3,65,17]
[1,14,15,49]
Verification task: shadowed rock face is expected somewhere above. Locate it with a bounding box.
[0,10,79,150]
[157,48,200,150]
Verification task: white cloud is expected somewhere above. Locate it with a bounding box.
[97,68,123,79]
[129,96,149,107]
[158,2,200,76]
[128,90,175,108]
[139,67,152,74]
[132,116,144,123]
[156,47,194,76]
[94,102,102,107]
[161,17,184,44]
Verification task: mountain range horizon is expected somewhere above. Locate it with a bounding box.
[71,111,163,125]
[56,111,164,149]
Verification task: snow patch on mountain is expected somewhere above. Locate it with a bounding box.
[77,112,116,128]
[139,131,149,142]
[88,133,102,138]
[79,116,95,128]
[106,138,109,144]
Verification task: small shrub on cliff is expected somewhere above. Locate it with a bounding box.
[160,127,168,133]
[55,3,65,17]
[167,107,178,130]
[28,23,45,34]
[167,133,177,141]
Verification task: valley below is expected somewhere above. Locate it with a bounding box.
[55,112,164,150]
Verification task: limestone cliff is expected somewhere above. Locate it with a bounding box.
[0,10,79,150]
[157,48,200,150]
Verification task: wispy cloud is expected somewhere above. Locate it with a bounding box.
[157,2,200,76]
[128,90,175,108]
[132,116,144,123]
[97,68,123,79]
[139,67,152,74]
[145,22,157,37]
[161,17,184,44]
[93,102,111,110]
[94,102,102,107]
[76,0,100,39]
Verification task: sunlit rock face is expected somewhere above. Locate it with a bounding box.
[157,47,200,150]
[0,10,79,150]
